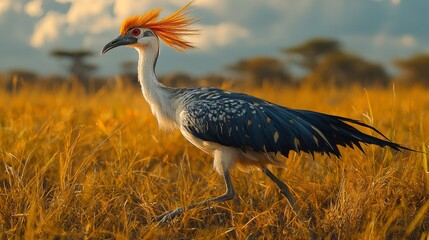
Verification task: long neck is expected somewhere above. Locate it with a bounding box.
[136,46,177,129]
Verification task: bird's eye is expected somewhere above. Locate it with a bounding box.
[131,28,141,36]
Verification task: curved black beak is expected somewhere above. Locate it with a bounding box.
[101,35,138,55]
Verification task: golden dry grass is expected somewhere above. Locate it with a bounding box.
[0,80,428,239]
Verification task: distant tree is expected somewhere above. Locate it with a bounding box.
[283,38,341,71]
[394,54,429,87]
[2,68,38,91]
[306,52,389,87]
[199,74,228,87]
[81,63,98,76]
[4,68,38,81]
[161,72,197,87]
[50,49,97,85]
[227,56,292,86]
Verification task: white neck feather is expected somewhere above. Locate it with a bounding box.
[135,45,177,129]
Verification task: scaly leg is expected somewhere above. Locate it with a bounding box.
[155,171,235,223]
[262,167,299,213]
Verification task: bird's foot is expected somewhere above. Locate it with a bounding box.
[155,207,184,224]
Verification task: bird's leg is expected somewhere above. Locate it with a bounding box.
[155,171,235,223]
[262,167,299,213]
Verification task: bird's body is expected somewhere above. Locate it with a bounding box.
[102,2,410,221]
[135,43,282,172]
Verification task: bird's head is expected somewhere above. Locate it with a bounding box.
[101,1,197,55]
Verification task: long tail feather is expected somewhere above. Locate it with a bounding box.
[290,109,412,156]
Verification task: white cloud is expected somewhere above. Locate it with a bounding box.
[373,32,417,48]
[83,35,97,47]
[29,1,250,49]
[193,0,227,11]
[30,11,66,47]
[373,0,401,5]
[30,0,162,44]
[0,0,12,15]
[391,0,400,5]
[30,0,117,46]
[373,33,387,46]
[111,0,192,22]
[191,23,250,50]
[62,0,113,32]
[401,34,415,47]
[12,1,23,13]
[0,0,24,15]
[113,0,150,18]
[88,14,117,34]
[25,0,43,17]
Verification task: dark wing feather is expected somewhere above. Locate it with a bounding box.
[180,89,409,157]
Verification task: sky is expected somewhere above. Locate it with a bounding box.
[0,0,428,77]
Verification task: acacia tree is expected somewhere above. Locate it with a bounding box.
[394,54,429,87]
[227,56,292,86]
[50,49,97,85]
[161,72,197,87]
[307,52,389,87]
[283,38,341,71]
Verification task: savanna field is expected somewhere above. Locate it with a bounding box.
[0,79,428,239]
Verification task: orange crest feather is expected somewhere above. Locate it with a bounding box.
[120,1,198,51]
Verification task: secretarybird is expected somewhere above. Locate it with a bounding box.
[101,2,409,222]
